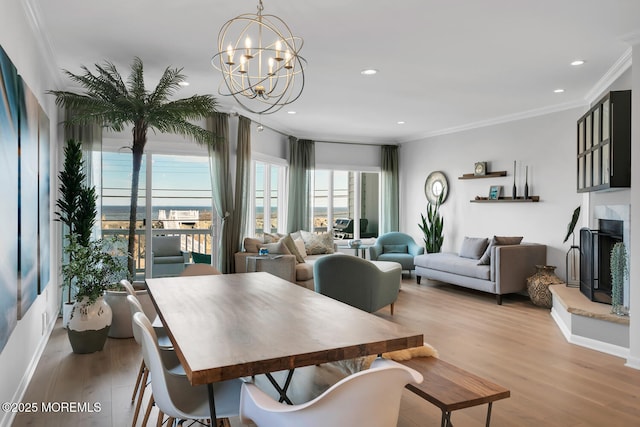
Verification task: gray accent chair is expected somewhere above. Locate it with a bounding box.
[314,254,402,315]
[369,232,424,275]
[150,236,189,278]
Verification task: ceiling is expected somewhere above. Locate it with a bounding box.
[28,0,640,144]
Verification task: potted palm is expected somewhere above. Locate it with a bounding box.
[63,238,128,353]
[49,57,218,278]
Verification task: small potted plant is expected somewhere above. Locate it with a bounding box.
[63,238,128,353]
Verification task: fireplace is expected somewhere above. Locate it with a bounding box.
[579,219,623,304]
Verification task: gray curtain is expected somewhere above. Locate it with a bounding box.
[287,137,315,233]
[381,145,399,233]
[230,116,252,272]
[207,112,234,273]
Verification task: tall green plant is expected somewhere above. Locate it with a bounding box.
[418,192,444,253]
[49,57,218,276]
[55,139,97,303]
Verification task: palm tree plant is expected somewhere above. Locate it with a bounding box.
[49,57,218,276]
[418,192,444,253]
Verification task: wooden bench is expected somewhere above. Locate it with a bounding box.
[400,357,510,427]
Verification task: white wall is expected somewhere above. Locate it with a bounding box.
[0,1,61,425]
[399,108,584,279]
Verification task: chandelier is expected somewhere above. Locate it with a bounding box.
[212,0,306,115]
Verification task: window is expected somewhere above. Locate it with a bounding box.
[313,169,379,239]
[101,150,214,279]
[252,160,287,236]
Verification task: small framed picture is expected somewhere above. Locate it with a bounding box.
[488,185,502,200]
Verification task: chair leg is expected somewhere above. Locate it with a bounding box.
[156,410,165,427]
[142,394,154,427]
[132,365,148,427]
[417,275,422,284]
[217,419,231,427]
[132,359,145,403]
[390,303,395,316]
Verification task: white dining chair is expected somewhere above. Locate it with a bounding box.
[133,311,243,427]
[126,295,184,427]
[239,358,423,427]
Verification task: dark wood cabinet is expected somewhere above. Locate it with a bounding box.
[577,90,631,192]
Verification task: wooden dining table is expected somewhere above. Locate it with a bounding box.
[145,272,424,421]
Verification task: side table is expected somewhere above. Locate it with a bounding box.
[246,255,296,283]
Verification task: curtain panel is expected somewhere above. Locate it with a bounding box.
[381,145,399,233]
[230,116,252,272]
[207,112,234,273]
[287,137,315,233]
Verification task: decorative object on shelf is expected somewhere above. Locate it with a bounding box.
[512,160,517,199]
[524,166,529,199]
[471,196,539,203]
[526,265,563,308]
[211,0,306,114]
[610,242,629,316]
[488,185,502,200]
[474,161,487,176]
[424,171,449,204]
[563,206,581,287]
[418,192,444,253]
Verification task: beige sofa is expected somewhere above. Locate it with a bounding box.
[413,236,546,304]
[234,232,339,290]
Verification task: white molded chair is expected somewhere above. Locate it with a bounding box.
[126,295,185,427]
[133,312,243,426]
[239,358,422,427]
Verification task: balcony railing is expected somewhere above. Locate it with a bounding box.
[102,227,213,279]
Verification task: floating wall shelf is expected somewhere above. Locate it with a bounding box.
[458,171,507,180]
[471,196,540,203]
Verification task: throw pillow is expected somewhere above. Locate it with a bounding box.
[477,236,523,265]
[244,237,264,253]
[459,237,489,260]
[262,240,291,255]
[290,230,302,241]
[294,238,308,259]
[264,232,285,243]
[384,244,408,254]
[281,234,306,263]
[300,230,335,255]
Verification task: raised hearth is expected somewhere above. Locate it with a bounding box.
[550,285,629,359]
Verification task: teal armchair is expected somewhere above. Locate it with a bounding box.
[369,232,424,274]
[314,254,401,315]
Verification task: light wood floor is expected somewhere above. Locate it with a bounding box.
[13,277,640,427]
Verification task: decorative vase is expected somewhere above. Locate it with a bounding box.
[67,296,112,354]
[524,166,529,199]
[526,265,563,308]
[512,161,517,199]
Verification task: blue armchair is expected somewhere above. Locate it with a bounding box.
[369,232,424,274]
[314,254,401,315]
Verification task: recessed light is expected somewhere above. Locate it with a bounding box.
[287,111,297,115]
[554,89,565,93]
[397,121,405,125]
[571,60,585,66]
[178,81,190,86]
[361,69,378,76]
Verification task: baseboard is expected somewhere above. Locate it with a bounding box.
[0,315,57,427]
[625,355,640,370]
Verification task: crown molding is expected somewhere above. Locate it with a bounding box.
[21,0,63,88]
[584,48,632,104]
[400,99,586,143]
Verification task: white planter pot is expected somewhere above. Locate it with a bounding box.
[67,296,112,354]
[62,302,74,329]
[105,289,150,338]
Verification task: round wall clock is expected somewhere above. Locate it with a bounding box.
[424,171,449,204]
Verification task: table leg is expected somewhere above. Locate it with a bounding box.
[207,383,217,422]
[441,410,453,427]
[485,402,493,427]
[265,369,295,404]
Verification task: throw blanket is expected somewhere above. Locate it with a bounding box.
[329,343,438,376]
